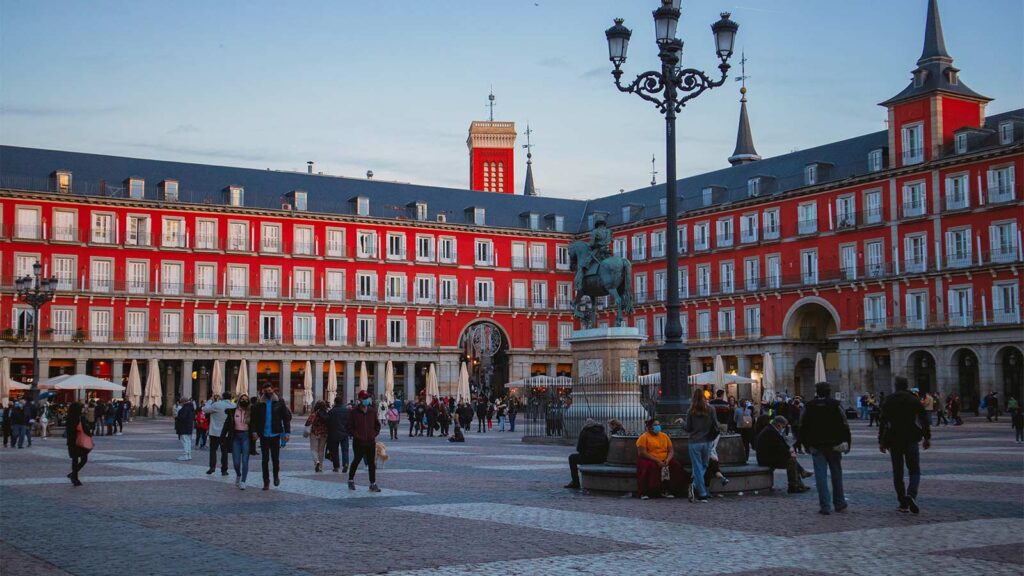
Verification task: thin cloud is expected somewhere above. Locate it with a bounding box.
[123,142,273,163]
[1,104,125,117]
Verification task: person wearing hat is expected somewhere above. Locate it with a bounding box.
[346,390,382,492]
[799,382,851,515]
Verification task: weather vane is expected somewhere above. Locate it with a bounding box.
[487,87,496,121]
[522,124,534,158]
[735,51,750,93]
[650,154,658,186]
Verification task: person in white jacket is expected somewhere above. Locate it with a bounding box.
[202,393,236,476]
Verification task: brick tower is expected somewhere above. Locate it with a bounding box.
[467,92,516,193]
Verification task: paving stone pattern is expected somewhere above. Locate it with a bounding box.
[1,416,1021,575]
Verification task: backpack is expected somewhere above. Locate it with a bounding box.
[738,413,753,429]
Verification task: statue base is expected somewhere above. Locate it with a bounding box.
[564,327,645,439]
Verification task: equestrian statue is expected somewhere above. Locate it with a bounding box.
[569,214,635,328]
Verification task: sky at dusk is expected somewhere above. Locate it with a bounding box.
[1,0,1022,200]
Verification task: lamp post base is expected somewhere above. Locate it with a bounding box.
[655,342,692,423]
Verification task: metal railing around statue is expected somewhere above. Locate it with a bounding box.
[519,379,660,443]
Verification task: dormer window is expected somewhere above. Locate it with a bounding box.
[553,214,564,232]
[414,202,428,221]
[466,207,485,226]
[954,133,967,155]
[51,170,72,194]
[804,165,817,186]
[746,179,760,198]
[659,198,667,216]
[868,149,884,172]
[224,186,244,207]
[522,212,539,230]
[126,178,145,199]
[160,180,178,202]
[351,196,369,216]
[702,187,714,206]
[999,121,1014,145]
[946,69,958,85]
[621,206,631,223]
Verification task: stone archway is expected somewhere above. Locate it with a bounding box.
[794,357,816,399]
[783,297,841,342]
[951,348,980,413]
[458,320,511,399]
[906,350,936,395]
[996,346,1023,409]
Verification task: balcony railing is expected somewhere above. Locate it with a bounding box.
[900,202,927,219]
[835,212,857,229]
[798,219,818,235]
[761,225,780,241]
[988,184,1018,204]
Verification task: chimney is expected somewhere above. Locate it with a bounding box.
[307,161,314,174]
[366,170,374,180]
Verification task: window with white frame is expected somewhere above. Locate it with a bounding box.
[697,311,711,341]
[840,245,857,280]
[762,209,780,239]
[162,311,182,343]
[992,282,1020,323]
[947,286,973,327]
[228,221,249,251]
[902,182,926,217]
[654,315,666,342]
[293,226,313,255]
[195,219,217,250]
[901,123,924,165]
[613,237,627,258]
[553,214,564,232]
[954,133,967,154]
[556,282,572,309]
[472,207,486,226]
[703,187,714,205]
[475,278,494,307]
[387,317,406,347]
[635,316,648,342]
[261,267,280,298]
[864,294,886,330]
[385,274,406,303]
[679,267,689,298]
[261,223,281,253]
[999,121,1014,145]
[386,233,406,260]
[836,195,856,228]
[532,322,548,350]
[161,180,178,202]
[416,235,434,262]
[530,244,546,268]
[945,173,969,210]
[294,268,313,299]
[417,317,434,347]
[766,255,781,289]
[798,202,817,234]
[653,271,666,301]
[52,308,74,342]
[531,280,548,309]
[720,261,734,294]
[747,178,760,197]
[438,237,457,264]
[905,291,927,329]
[227,266,247,298]
[804,165,817,186]
[227,313,248,345]
[13,307,34,339]
[634,273,648,304]
[865,240,885,276]
[864,190,883,223]
[196,263,216,296]
[325,316,346,346]
[414,276,435,304]
[293,315,314,344]
[162,217,185,248]
[53,256,76,291]
[512,244,527,269]
[694,222,710,250]
[987,165,1016,202]
[325,228,345,257]
[558,323,573,350]
[90,259,113,293]
[744,258,760,291]
[650,230,665,258]
[621,206,631,224]
[356,317,375,345]
[126,310,147,343]
[125,214,150,246]
[194,311,218,344]
[226,186,244,207]
[16,207,40,239]
[904,234,927,272]
[659,198,667,216]
[356,231,377,258]
[697,264,711,296]
[945,228,972,267]
[356,197,369,216]
[53,209,78,242]
[439,277,457,305]
[556,245,570,270]
[718,308,735,338]
[326,270,345,301]
[414,202,428,221]
[744,306,761,338]
[475,239,494,266]
[801,249,818,284]
[91,212,113,243]
[631,234,646,260]
[989,221,1019,262]
[716,218,733,247]
[678,224,688,253]
[356,272,377,301]
[260,314,281,344]
[740,213,758,243]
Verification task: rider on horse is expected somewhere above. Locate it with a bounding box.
[576,214,612,293]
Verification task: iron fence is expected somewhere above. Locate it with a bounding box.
[520,380,659,441]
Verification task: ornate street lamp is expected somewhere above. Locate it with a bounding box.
[605,3,738,419]
[15,261,58,403]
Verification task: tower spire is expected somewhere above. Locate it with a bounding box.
[522,124,537,196]
[728,52,760,166]
[918,0,951,65]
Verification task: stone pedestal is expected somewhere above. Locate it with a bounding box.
[565,327,645,438]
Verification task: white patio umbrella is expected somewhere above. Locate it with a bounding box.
[126,359,143,405]
[1,357,14,407]
[143,359,163,416]
[814,352,828,384]
[713,355,727,392]
[234,359,249,398]
[358,361,368,393]
[762,352,776,402]
[43,374,124,392]
[384,360,395,404]
[457,362,471,402]
[302,360,314,409]
[326,360,338,403]
[426,363,439,404]
[211,360,224,397]
[688,371,756,385]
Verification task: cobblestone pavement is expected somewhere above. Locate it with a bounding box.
[1,416,1021,575]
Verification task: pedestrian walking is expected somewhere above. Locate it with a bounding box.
[879,376,932,514]
[1012,407,1024,443]
[174,399,195,461]
[1,403,12,447]
[800,382,851,515]
[934,393,949,426]
[867,394,879,427]
[222,394,251,489]
[64,401,92,486]
[8,400,29,449]
[508,398,519,432]
[347,390,382,492]
[305,400,329,472]
[386,403,400,440]
[326,396,351,473]
[202,393,235,476]
[683,388,720,502]
[250,383,292,491]
[984,392,1000,422]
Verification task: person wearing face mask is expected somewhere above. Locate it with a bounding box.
[346,390,382,492]
[249,383,292,491]
[635,418,685,500]
[222,394,252,489]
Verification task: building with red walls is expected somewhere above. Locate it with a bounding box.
[0,0,1021,410]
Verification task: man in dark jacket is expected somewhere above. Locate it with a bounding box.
[564,419,609,490]
[800,382,851,514]
[347,390,382,492]
[174,399,195,461]
[755,415,809,493]
[475,398,488,433]
[325,395,350,473]
[250,383,292,491]
[879,376,931,513]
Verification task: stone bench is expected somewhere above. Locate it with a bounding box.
[579,462,773,495]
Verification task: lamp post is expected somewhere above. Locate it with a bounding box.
[14,261,58,403]
[605,2,738,418]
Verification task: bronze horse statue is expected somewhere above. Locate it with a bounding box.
[568,240,635,328]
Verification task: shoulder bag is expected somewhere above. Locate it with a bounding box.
[75,423,94,452]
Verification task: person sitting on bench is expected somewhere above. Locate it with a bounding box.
[635,418,686,500]
[565,418,609,490]
[756,415,811,493]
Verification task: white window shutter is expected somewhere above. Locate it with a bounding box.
[987,169,997,193]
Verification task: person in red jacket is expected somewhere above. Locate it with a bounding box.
[195,407,209,449]
[346,390,382,493]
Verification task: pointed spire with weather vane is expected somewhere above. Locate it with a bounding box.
[728,52,761,166]
[650,154,658,186]
[522,124,537,196]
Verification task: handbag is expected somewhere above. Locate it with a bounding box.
[833,442,851,454]
[75,423,94,452]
